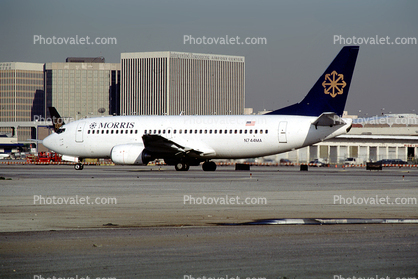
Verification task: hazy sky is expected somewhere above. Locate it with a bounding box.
[0,0,416,116]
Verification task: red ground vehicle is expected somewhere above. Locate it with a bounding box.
[26,152,62,163]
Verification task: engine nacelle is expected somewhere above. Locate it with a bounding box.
[110,144,152,165]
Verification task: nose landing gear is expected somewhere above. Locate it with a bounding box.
[74,163,84,170]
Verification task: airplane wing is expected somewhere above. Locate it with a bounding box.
[142,134,216,158]
[312,112,346,127]
[27,139,43,143]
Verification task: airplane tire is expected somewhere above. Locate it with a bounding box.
[202,161,217,171]
[74,163,84,170]
[175,162,189,171]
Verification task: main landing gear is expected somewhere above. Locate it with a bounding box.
[174,161,217,171]
[74,163,84,170]
[175,162,190,171]
[202,161,217,171]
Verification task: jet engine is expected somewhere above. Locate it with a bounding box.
[110,144,152,165]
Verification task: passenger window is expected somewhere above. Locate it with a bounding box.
[153,130,157,134]
[101,130,105,134]
[255,130,258,134]
[184,130,187,134]
[260,130,263,134]
[266,130,268,134]
[130,130,133,134]
[249,130,252,134]
[111,130,114,134]
[190,130,193,134]
[179,129,182,134]
[158,130,161,134]
[174,130,177,134]
[209,130,212,134]
[116,130,119,134]
[135,130,138,134]
[219,130,222,134]
[234,130,237,134]
[163,130,166,134]
[144,130,147,134]
[229,130,232,134]
[106,130,109,134]
[244,130,247,134]
[88,130,90,134]
[214,130,217,134]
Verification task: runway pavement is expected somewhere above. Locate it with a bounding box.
[1,164,418,278]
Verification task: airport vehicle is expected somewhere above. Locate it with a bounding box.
[376,159,408,165]
[26,152,62,163]
[309,158,329,167]
[344,157,364,165]
[279,159,293,166]
[43,46,359,171]
[0,153,10,159]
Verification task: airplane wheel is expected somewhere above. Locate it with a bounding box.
[74,163,84,170]
[202,161,217,171]
[175,162,189,171]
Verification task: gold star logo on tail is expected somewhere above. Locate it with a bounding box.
[322,71,346,98]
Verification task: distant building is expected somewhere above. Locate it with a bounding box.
[44,62,120,121]
[0,62,44,141]
[66,57,105,63]
[120,51,245,115]
[271,113,418,164]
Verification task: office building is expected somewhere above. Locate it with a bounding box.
[0,62,44,140]
[45,61,120,121]
[121,51,245,116]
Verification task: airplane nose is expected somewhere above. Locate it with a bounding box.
[42,134,55,150]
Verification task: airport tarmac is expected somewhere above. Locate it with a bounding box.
[1,164,418,278]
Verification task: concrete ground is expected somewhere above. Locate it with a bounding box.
[1,165,417,278]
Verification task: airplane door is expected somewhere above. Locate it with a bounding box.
[75,122,86,143]
[278,121,287,143]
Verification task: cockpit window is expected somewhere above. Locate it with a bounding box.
[56,128,66,134]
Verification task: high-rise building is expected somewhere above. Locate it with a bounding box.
[45,62,120,121]
[121,51,245,116]
[0,62,44,140]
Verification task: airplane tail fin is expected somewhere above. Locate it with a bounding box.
[48,107,65,132]
[267,46,359,117]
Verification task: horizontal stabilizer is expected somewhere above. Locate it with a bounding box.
[312,112,346,127]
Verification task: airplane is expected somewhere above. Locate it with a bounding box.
[43,46,359,171]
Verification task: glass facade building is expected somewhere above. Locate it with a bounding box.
[45,62,120,121]
[0,62,44,140]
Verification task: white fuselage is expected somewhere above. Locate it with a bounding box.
[43,114,352,160]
